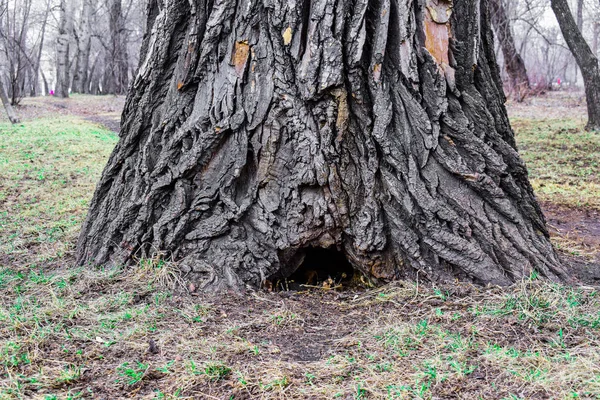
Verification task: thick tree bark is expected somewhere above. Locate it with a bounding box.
[77,0,567,290]
[489,0,529,101]
[55,0,71,98]
[0,77,20,123]
[552,0,600,131]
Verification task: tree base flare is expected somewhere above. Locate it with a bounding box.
[77,0,568,290]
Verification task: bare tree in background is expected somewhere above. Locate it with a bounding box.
[0,0,35,105]
[552,0,600,130]
[0,78,20,123]
[0,0,144,100]
[0,1,19,122]
[30,0,51,96]
[55,0,71,98]
[490,0,530,101]
[594,22,599,57]
[72,0,92,94]
[576,0,584,30]
[592,0,600,57]
[70,0,144,95]
[103,0,129,95]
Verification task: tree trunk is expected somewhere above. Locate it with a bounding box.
[31,0,50,97]
[55,0,71,98]
[593,22,599,57]
[489,0,529,101]
[13,0,30,104]
[72,0,92,94]
[576,0,583,31]
[104,0,129,95]
[552,0,600,131]
[0,77,20,123]
[571,0,584,84]
[87,53,100,94]
[77,0,568,290]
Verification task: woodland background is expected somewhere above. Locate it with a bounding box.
[1,0,599,105]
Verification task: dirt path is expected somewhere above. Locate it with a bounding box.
[540,202,600,284]
[0,95,124,132]
[83,114,121,132]
[542,202,600,260]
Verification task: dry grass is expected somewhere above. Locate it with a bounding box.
[0,266,599,399]
[513,117,600,210]
[0,97,599,399]
[551,231,599,260]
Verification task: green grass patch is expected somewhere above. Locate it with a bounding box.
[514,118,600,209]
[0,117,117,262]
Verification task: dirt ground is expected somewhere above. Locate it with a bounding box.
[507,90,588,122]
[1,95,125,133]
[544,202,600,259]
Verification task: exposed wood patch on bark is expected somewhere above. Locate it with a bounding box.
[283,27,293,46]
[231,40,250,77]
[423,0,456,91]
[424,0,452,66]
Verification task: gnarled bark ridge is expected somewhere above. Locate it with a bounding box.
[77,0,567,290]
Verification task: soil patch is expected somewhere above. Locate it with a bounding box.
[1,95,124,132]
[542,202,600,260]
[540,201,600,285]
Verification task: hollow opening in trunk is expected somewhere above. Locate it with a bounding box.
[286,247,355,288]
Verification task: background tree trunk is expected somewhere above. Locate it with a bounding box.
[0,0,33,105]
[87,53,100,94]
[77,0,567,290]
[72,0,92,94]
[0,77,20,123]
[576,0,583,31]
[13,0,30,104]
[30,0,50,97]
[552,0,600,131]
[103,0,129,95]
[489,0,529,101]
[571,0,584,84]
[55,0,71,98]
[593,22,599,57]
